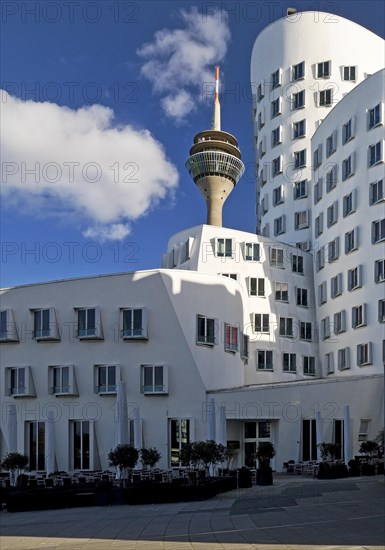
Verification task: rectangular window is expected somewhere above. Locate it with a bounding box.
[375,259,385,283]
[122,307,148,339]
[72,420,90,470]
[326,130,337,157]
[292,61,305,81]
[334,310,346,334]
[28,422,45,471]
[224,324,238,352]
[274,215,286,236]
[348,265,362,291]
[292,254,304,274]
[378,299,385,323]
[357,343,372,366]
[317,61,331,78]
[271,126,282,147]
[316,248,325,272]
[258,137,266,158]
[141,364,168,394]
[326,166,338,192]
[328,237,340,262]
[314,178,323,204]
[249,277,265,297]
[369,142,383,166]
[300,322,312,341]
[258,109,265,129]
[321,316,330,340]
[345,227,359,254]
[303,356,315,376]
[52,365,71,395]
[170,419,190,467]
[283,353,296,372]
[9,367,26,396]
[370,179,384,205]
[96,365,117,394]
[294,149,306,168]
[294,210,309,230]
[272,155,282,176]
[338,347,350,370]
[279,317,293,338]
[271,247,284,267]
[197,315,216,345]
[319,89,332,106]
[342,154,355,180]
[0,309,19,342]
[292,90,305,109]
[257,349,273,370]
[331,273,343,298]
[245,242,260,261]
[297,288,308,307]
[368,103,382,129]
[77,307,102,339]
[293,119,306,139]
[358,419,370,442]
[343,190,356,217]
[342,118,354,144]
[271,68,281,89]
[261,194,268,213]
[221,273,237,280]
[275,281,289,302]
[315,213,323,237]
[325,352,334,374]
[33,309,50,339]
[372,219,385,243]
[352,304,367,328]
[254,313,270,333]
[343,66,356,81]
[241,333,249,360]
[273,185,284,205]
[318,281,327,305]
[271,97,281,118]
[313,144,322,168]
[293,179,307,200]
[257,81,265,102]
[216,238,233,257]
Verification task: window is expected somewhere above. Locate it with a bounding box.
[334,310,346,334]
[314,178,323,204]
[315,213,323,237]
[258,137,266,158]
[368,103,382,129]
[197,315,216,345]
[141,364,168,394]
[331,273,343,298]
[272,155,282,176]
[293,119,306,139]
[327,201,338,227]
[325,352,334,374]
[303,356,315,376]
[279,317,293,338]
[273,185,284,205]
[369,142,383,166]
[372,218,385,243]
[283,353,296,372]
[0,309,19,342]
[342,118,354,144]
[358,419,370,441]
[216,238,233,257]
[76,307,102,339]
[249,277,265,297]
[328,237,340,262]
[275,282,288,302]
[50,365,76,395]
[342,66,356,81]
[8,367,26,396]
[326,131,337,157]
[342,154,355,180]
[241,333,249,360]
[33,308,60,340]
[317,61,331,78]
[292,90,305,109]
[271,126,282,147]
[378,299,385,323]
[294,210,309,230]
[294,149,306,168]
[338,348,350,370]
[319,89,332,106]
[348,265,362,291]
[300,322,312,341]
[375,259,385,283]
[258,109,265,129]
[257,350,273,370]
[326,166,338,192]
[370,179,384,205]
[270,247,284,267]
[316,248,325,272]
[343,190,356,216]
[221,273,237,280]
[318,281,327,305]
[313,144,322,168]
[224,324,238,352]
[271,68,281,89]
[170,419,190,467]
[297,288,308,307]
[262,223,269,237]
[96,365,117,394]
[254,313,270,333]
[345,227,359,254]
[71,420,90,470]
[245,242,260,261]
[261,194,268,213]
[27,422,45,471]
[271,97,281,118]
[293,179,307,200]
[352,304,367,329]
[292,61,305,80]
[292,254,304,274]
[274,215,286,236]
[121,307,148,339]
[257,81,265,102]
[357,343,372,366]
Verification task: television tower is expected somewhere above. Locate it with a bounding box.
[185,67,245,227]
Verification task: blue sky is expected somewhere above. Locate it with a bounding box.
[1,0,384,287]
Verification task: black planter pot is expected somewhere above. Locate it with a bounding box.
[256,467,273,486]
[361,463,376,476]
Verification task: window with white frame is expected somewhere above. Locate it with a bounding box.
[224,324,238,352]
[328,237,340,262]
[357,343,372,366]
[334,310,346,334]
[325,352,334,374]
[249,277,265,297]
[294,210,309,230]
[368,141,383,166]
[293,179,307,200]
[271,126,282,147]
[318,281,327,305]
[271,68,281,89]
[292,90,305,110]
[245,242,260,261]
[326,165,338,192]
[297,288,308,307]
[95,364,117,394]
[272,155,282,176]
[294,149,306,168]
[273,185,284,206]
[216,238,233,257]
[220,273,237,280]
[343,190,356,217]
[319,89,332,106]
[342,154,355,180]
[0,309,19,342]
[271,97,281,118]
[313,144,322,168]
[370,179,384,205]
[241,333,249,360]
[274,215,286,236]
[338,347,350,370]
[358,419,371,441]
[258,137,266,158]
[258,109,265,129]
[76,307,103,339]
[254,313,270,333]
[300,321,312,341]
[279,317,293,337]
[293,119,306,139]
[197,315,216,345]
[375,259,385,283]
[345,227,359,254]
[315,213,323,237]
[33,308,60,340]
[275,281,288,302]
[326,130,337,157]
[331,273,343,298]
[321,316,330,340]
[261,194,268,213]
[327,201,338,227]
[292,253,304,274]
[348,265,362,291]
[27,421,46,470]
[8,367,26,396]
[257,81,265,102]
[372,218,385,243]
[317,61,331,78]
[283,353,296,372]
[170,419,191,466]
[292,61,305,81]
[368,103,382,129]
[316,248,325,272]
[141,364,168,394]
[342,66,356,81]
[314,178,323,203]
[378,299,385,323]
[121,307,148,339]
[257,349,273,370]
[262,223,269,237]
[70,420,91,470]
[352,304,367,328]
[342,118,354,144]
[270,247,284,267]
[50,365,76,395]
[303,356,315,375]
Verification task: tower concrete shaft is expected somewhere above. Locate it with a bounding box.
[185,67,244,227]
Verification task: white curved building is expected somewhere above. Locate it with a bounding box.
[251,11,385,246]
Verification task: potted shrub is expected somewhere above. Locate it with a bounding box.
[256,442,276,485]
[108,444,138,486]
[140,447,161,473]
[1,452,29,486]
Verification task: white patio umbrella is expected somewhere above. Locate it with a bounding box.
[217,404,227,446]
[316,410,323,462]
[6,403,17,453]
[133,406,142,470]
[207,397,216,441]
[116,381,129,446]
[45,410,56,475]
[343,405,351,465]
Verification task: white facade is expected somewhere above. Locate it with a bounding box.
[251,11,385,245]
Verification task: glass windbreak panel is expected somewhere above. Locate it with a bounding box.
[244,422,256,439]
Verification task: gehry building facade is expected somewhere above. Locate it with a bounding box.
[0,11,384,474]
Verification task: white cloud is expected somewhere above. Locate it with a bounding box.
[82,223,131,242]
[137,7,230,122]
[1,90,179,240]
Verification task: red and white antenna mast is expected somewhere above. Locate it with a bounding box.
[211,65,221,131]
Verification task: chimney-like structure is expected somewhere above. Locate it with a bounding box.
[185,67,245,227]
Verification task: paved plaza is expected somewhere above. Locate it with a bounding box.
[0,475,384,550]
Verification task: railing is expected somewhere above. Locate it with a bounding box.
[186,151,245,184]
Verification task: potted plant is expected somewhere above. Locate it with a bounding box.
[359,440,379,476]
[140,447,161,473]
[108,444,138,486]
[256,442,276,485]
[1,452,29,486]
